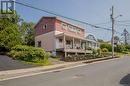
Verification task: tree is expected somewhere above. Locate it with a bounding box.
[114,44,126,52]
[0,11,23,51]
[125,45,130,51]
[20,22,35,46]
[0,19,22,50]
[114,36,120,45]
[0,11,23,24]
[122,29,130,45]
[97,39,104,43]
[100,43,112,52]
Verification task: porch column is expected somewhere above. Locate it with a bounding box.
[63,34,66,49]
[95,43,97,48]
[65,52,67,58]
[85,41,87,50]
[85,42,87,55]
[63,34,67,58]
[80,40,81,49]
[73,38,74,49]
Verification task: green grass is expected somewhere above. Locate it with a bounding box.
[21,60,51,66]
[127,52,130,56]
[114,52,124,58]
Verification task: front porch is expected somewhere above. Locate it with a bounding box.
[55,33,99,57]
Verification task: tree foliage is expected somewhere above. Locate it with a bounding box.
[115,44,126,52]
[100,43,112,52]
[20,22,35,46]
[0,11,35,52]
[0,19,22,50]
[97,39,104,43]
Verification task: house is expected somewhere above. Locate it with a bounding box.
[35,17,99,57]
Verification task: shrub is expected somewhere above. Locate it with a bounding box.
[115,44,126,53]
[122,51,129,54]
[86,47,92,50]
[92,49,97,57]
[101,48,108,52]
[100,43,112,52]
[97,48,102,56]
[8,45,50,63]
[101,52,112,57]
[125,45,130,51]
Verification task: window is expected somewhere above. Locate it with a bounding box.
[59,39,62,43]
[43,24,47,29]
[61,23,67,30]
[38,41,41,47]
[66,40,71,45]
[77,29,81,33]
[73,27,77,33]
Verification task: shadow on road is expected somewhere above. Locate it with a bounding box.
[120,74,130,86]
[0,55,38,71]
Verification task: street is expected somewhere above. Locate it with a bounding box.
[0,56,130,86]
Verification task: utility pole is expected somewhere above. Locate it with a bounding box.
[123,29,128,45]
[111,6,114,58]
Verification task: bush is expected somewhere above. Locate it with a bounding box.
[101,48,108,52]
[86,47,92,50]
[125,45,130,52]
[8,45,50,63]
[92,49,97,57]
[101,52,112,57]
[100,43,112,52]
[97,48,102,56]
[115,44,126,53]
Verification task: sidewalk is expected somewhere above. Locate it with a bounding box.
[0,56,117,81]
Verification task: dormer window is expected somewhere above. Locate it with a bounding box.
[43,24,47,29]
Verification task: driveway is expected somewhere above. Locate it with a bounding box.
[0,55,38,71]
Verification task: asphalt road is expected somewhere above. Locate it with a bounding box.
[1,56,130,86]
[0,55,37,71]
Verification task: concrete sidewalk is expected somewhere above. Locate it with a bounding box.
[0,56,117,81]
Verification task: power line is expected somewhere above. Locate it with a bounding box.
[117,20,130,22]
[15,1,122,35]
[95,21,111,25]
[15,1,112,30]
[115,24,130,26]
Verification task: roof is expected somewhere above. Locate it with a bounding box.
[55,32,98,43]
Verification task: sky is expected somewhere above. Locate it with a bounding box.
[13,0,130,41]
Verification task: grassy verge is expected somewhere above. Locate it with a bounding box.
[21,60,51,66]
[127,52,130,56]
[115,52,124,58]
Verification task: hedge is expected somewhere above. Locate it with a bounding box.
[100,43,112,52]
[8,45,50,63]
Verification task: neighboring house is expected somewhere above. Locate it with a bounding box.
[35,17,99,57]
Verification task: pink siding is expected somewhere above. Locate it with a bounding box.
[35,17,56,36]
[55,19,85,38]
[35,17,85,38]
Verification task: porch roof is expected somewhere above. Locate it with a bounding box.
[55,33,99,43]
